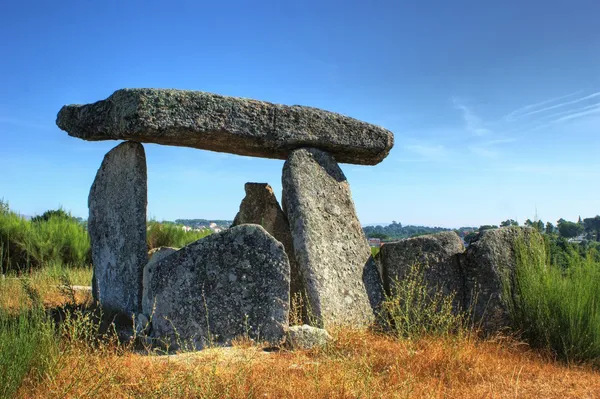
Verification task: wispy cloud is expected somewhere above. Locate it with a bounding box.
[504,91,583,121]
[452,98,492,136]
[503,91,600,134]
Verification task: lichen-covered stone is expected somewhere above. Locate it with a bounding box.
[284,325,332,350]
[282,147,384,328]
[147,247,178,268]
[56,88,394,165]
[461,226,543,332]
[378,232,465,306]
[89,141,147,315]
[232,183,303,311]
[142,224,290,350]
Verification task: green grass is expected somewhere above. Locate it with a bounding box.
[0,285,59,398]
[147,220,212,250]
[505,233,600,365]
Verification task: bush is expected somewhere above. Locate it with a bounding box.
[0,209,90,274]
[381,262,468,340]
[505,234,600,365]
[147,220,211,250]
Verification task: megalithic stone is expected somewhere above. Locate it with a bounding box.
[56,89,394,165]
[231,183,304,313]
[142,225,290,350]
[282,147,384,328]
[89,141,147,316]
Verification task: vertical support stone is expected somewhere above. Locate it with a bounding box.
[282,147,384,328]
[89,141,147,316]
[232,183,304,315]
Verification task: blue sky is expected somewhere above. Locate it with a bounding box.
[1,0,599,228]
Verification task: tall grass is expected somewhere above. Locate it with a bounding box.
[0,210,90,274]
[0,282,59,398]
[505,233,600,365]
[147,220,212,250]
[382,262,469,340]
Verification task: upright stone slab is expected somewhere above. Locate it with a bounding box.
[282,147,384,328]
[378,232,465,307]
[89,141,147,315]
[461,226,543,332]
[142,225,290,350]
[232,183,304,308]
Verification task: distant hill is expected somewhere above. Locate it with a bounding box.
[175,219,233,229]
[363,221,451,240]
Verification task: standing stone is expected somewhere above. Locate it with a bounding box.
[232,183,304,312]
[282,147,384,328]
[89,141,147,316]
[378,232,465,308]
[461,226,543,332]
[142,224,290,350]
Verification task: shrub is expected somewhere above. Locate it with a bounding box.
[0,209,90,273]
[381,262,468,340]
[505,233,600,365]
[147,220,211,250]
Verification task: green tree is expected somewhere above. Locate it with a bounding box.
[0,198,8,214]
[558,221,584,238]
[31,208,74,223]
[545,222,555,235]
[583,216,600,241]
[501,219,518,227]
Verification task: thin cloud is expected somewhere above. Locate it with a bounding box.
[504,90,582,121]
[506,91,600,121]
[452,98,492,136]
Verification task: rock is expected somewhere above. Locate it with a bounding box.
[147,247,178,268]
[282,147,384,328]
[56,89,394,165]
[461,226,543,332]
[89,141,147,315]
[378,232,465,306]
[284,325,332,350]
[232,183,303,311]
[142,224,290,350]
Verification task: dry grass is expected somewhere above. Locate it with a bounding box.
[0,265,92,312]
[4,267,600,398]
[15,327,600,398]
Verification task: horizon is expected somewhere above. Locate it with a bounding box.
[1,1,599,228]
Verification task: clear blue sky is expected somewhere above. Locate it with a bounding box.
[1,0,599,228]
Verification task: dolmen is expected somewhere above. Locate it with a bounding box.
[56,88,394,349]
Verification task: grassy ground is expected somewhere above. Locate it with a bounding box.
[13,324,600,398]
[1,263,598,398]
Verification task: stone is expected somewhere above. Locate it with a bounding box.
[89,141,147,316]
[378,232,465,306]
[142,224,290,350]
[284,325,332,350]
[56,88,394,165]
[461,226,543,332]
[232,183,303,310]
[282,147,384,328]
[147,247,178,268]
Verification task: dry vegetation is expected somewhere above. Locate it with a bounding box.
[1,276,598,398]
[16,325,600,398]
